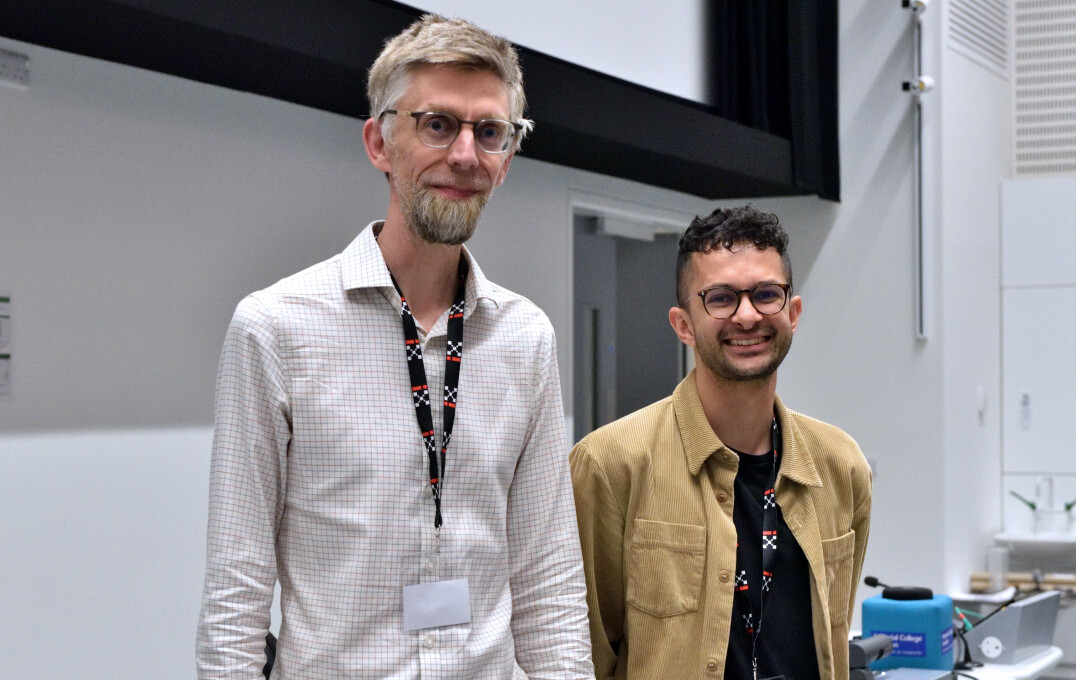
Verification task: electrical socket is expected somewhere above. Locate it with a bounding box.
[0,48,30,89]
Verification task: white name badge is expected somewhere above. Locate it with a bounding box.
[402,578,471,631]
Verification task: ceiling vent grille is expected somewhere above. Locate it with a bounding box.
[1015,0,1076,175]
[949,0,1010,77]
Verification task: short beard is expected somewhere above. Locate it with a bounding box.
[697,329,793,383]
[399,183,489,246]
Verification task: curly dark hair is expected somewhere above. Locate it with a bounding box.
[675,205,792,305]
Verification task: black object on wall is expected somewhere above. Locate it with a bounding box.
[706,0,839,201]
[0,0,839,201]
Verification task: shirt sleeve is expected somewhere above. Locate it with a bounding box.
[569,440,625,680]
[506,323,595,679]
[196,294,290,679]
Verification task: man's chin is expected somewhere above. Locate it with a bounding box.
[700,350,783,383]
[723,366,779,382]
[418,226,476,247]
[407,194,486,246]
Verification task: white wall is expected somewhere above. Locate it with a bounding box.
[938,5,1011,594]
[0,39,376,432]
[0,428,212,677]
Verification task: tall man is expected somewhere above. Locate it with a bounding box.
[570,206,872,679]
[197,15,592,679]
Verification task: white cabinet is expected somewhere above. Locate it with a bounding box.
[1000,179,1076,536]
[1001,287,1076,475]
[1002,177,1076,287]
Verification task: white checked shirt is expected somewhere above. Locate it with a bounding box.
[197,223,593,679]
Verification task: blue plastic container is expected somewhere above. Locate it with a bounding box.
[862,593,954,670]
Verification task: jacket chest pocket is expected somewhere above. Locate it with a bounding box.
[626,519,706,618]
[821,529,856,627]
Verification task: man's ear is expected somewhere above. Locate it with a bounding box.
[669,305,697,348]
[788,295,802,334]
[363,117,393,174]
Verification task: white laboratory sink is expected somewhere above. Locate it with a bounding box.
[994,531,1076,561]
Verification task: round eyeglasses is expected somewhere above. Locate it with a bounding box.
[686,282,792,320]
[380,110,522,154]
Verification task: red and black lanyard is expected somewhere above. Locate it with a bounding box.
[389,259,466,529]
[734,416,781,680]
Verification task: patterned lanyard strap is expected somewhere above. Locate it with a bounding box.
[389,258,467,529]
[735,416,781,680]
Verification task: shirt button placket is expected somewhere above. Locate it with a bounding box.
[419,630,437,678]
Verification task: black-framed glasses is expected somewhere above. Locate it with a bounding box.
[380,110,522,154]
[686,282,792,319]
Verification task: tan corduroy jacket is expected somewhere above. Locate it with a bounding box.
[570,372,872,679]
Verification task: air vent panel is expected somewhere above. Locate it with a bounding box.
[1015,0,1076,175]
[950,0,1010,76]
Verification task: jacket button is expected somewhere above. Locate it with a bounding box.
[707,659,718,672]
[717,491,729,503]
[719,570,730,582]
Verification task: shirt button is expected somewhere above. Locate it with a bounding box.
[424,633,435,648]
[425,559,435,572]
[719,570,731,583]
[707,659,719,672]
[717,491,729,503]
[425,485,434,497]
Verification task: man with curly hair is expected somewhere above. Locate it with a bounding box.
[571,205,871,679]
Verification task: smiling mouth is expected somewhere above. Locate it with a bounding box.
[726,337,767,347]
[432,185,478,197]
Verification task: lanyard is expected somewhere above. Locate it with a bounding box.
[389,258,466,529]
[734,416,781,680]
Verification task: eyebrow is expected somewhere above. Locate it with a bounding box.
[701,279,785,289]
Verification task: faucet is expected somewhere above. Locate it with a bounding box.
[1035,476,1054,513]
[1032,476,1076,532]
[1009,479,1075,533]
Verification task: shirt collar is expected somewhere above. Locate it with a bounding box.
[673,371,822,488]
[339,221,513,317]
[772,393,823,488]
[673,372,725,476]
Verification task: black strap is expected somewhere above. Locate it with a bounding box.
[733,416,781,680]
[389,258,466,528]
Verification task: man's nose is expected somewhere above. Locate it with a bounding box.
[729,291,763,326]
[445,126,480,169]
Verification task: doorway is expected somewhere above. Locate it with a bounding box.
[572,213,684,442]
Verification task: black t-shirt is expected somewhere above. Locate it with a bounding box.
[724,448,820,680]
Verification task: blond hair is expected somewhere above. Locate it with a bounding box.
[367,14,533,149]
